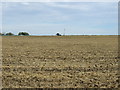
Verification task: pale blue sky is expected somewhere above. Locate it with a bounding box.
[1,2,118,35]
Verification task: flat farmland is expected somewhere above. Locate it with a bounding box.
[2,35,119,88]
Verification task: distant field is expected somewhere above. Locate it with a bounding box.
[2,35,119,88]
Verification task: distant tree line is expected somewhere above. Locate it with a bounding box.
[0,32,62,36]
[18,32,29,36]
[0,32,29,36]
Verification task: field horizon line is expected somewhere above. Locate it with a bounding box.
[0,35,118,37]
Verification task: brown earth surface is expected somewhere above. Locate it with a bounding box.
[2,35,119,88]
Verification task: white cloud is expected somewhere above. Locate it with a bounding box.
[1,0,119,2]
[44,2,92,11]
[21,2,30,5]
[2,2,117,35]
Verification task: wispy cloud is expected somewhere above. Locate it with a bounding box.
[21,2,30,5]
[2,2,118,35]
[1,0,119,2]
[44,2,92,11]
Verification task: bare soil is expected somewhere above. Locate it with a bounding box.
[2,35,119,88]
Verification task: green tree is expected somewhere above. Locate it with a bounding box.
[6,32,14,36]
[18,32,29,36]
[56,33,61,36]
[0,32,6,36]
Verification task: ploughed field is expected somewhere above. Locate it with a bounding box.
[2,36,119,88]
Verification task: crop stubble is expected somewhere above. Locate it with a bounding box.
[2,36,119,88]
